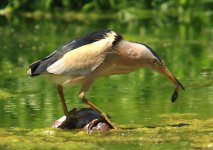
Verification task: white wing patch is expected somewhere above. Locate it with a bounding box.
[47,33,116,75]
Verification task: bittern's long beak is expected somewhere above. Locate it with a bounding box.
[162,67,185,90]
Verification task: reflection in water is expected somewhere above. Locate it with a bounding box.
[0,15,212,129]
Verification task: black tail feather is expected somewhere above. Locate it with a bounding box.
[27,60,41,77]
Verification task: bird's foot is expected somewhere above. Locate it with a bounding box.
[78,92,117,129]
[101,113,117,129]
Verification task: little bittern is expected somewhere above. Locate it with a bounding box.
[27,29,184,129]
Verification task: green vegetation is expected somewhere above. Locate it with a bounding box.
[3,0,211,13]
[1,0,212,24]
[0,114,212,149]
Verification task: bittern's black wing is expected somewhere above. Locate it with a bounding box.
[28,29,122,76]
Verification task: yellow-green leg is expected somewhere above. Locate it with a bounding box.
[79,91,117,129]
[57,85,68,115]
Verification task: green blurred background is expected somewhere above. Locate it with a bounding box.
[0,0,212,149]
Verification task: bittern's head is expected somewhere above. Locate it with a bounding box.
[128,42,184,91]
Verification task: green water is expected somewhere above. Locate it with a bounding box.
[0,12,212,149]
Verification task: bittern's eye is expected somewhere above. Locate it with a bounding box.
[152,59,158,64]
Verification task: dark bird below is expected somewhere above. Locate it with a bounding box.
[27,29,184,129]
[52,108,111,132]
